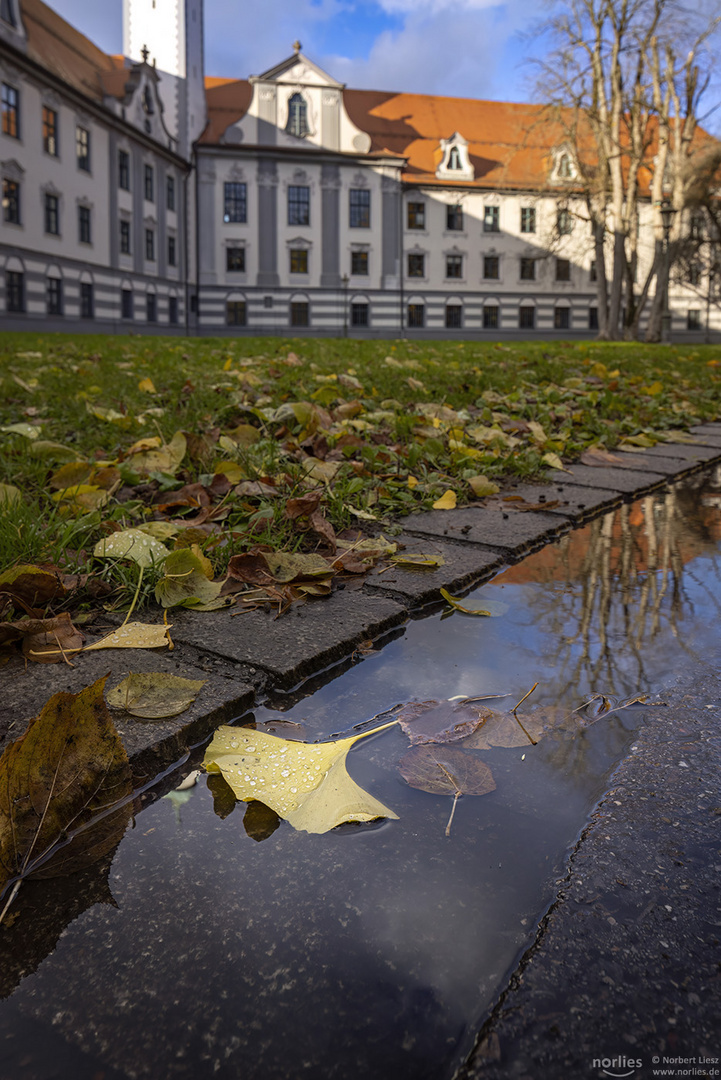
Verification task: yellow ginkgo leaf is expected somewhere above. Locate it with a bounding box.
[138,377,157,394]
[542,452,568,472]
[432,489,457,510]
[440,587,492,616]
[84,621,173,651]
[203,721,399,835]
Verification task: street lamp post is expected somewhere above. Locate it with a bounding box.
[341,273,349,338]
[660,199,675,344]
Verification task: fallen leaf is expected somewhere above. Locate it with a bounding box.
[106,673,206,718]
[440,587,492,616]
[397,699,491,745]
[542,452,568,471]
[203,721,398,834]
[94,529,170,569]
[155,549,224,609]
[460,709,546,749]
[468,475,500,498]
[0,422,42,439]
[390,554,445,570]
[0,676,132,906]
[138,377,157,394]
[125,430,186,475]
[0,483,22,506]
[398,744,495,835]
[0,613,85,664]
[0,565,66,609]
[579,447,625,467]
[263,552,335,584]
[433,490,457,510]
[84,622,173,651]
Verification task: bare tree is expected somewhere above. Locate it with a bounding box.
[531,0,721,341]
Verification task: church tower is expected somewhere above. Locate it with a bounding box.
[123,0,206,158]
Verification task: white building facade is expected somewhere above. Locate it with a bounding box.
[1,0,717,339]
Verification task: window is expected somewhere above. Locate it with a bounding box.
[554,307,570,330]
[142,86,154,116]
[227,300,247,326]
[483,206,499,232]
[349,189,370,228]
[2,178,20,223]
[557,209,573,235]
[288,185,310,226]
[483,305,499,329]
[6,270,24,312]
[448,146,462,170]
[520,207,536,233]
[226,246,245,272]
[558,153,573,179]
[44,193,59,235]
[166,175,175,211]
[407,202,425,229]
[286,93,310,138]
[80,282,93,319]
[42,107,58,156]
[1,83,19,138]
[687,309,701,330]
[263,295,272,309]
[47,277,62,315]
[351,302,369,327]
[78,205,91,244]
[351,250,368,276]
[408,253,425,278]
[1,0,17,27]
[445,304,462,328]
[446,254,462,279]
[118,150,130,190]
[589,307,599,331]
[290,301,309,327]
[689,214,704,240]
[590,260,597,282]
[520,257,535,281]
[168,235,176,267]
[224,182,247,223]
[484,255,499,280]
[120,219,131,255]
[144,164,154,202]
[121,288,133,320]
[446,205,463,231]
[289,248,308,274]
[556,258,571,282]
[168,296,178,324]
[145,228,155,261]
[688,263,701,286]
[147,293,157,322]
[76,126,90,171]
[407,304,425,328]
[519,305,535,329]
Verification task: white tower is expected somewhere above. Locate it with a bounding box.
[123,0,207,158]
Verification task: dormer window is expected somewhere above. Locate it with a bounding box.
[436,133,474,181]
[553,147,577,182]
[143,86,154,116]
[1,0,16,26]
[286,93,310,138]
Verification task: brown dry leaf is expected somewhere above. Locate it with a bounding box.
[0,565,66,610]
[397,699,491,745]
[222,551,276,591]
[0,676,132,905]
[579,447,626,467]
[84,622,173,651]
[460,709,546,749]
[0,613,85,664]
[398,744,495,835]
[285,490,323,519]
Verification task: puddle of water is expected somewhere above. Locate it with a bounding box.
[1,469,720,1080]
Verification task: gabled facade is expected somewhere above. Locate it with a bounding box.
[1,0,717,339]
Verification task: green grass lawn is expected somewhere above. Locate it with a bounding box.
[1,331,720,615]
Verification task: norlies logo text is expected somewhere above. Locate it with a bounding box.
[593,1057,643,1077]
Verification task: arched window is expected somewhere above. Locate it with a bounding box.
[448,146,461,170]
[143,86,154,116]
[558,153,573,178]
[286,94,310,138]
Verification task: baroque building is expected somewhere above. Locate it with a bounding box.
[0,0,716,338]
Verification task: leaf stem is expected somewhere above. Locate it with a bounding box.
[445,791,461,837]
[121,564,144,628]
[512,682,539,745]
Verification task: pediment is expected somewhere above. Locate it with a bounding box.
[255,52,343,89]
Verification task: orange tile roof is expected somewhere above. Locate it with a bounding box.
[202,77,253,144]
[21,0,125,103]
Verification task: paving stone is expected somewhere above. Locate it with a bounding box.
[689,422,721,436]
[0,646,254,784]
[641,441,721,464]
[403,507,571,553]
[362,533,504,606]
[492,481,622,522]
[168,591,406,689]
[684,431,721,448]
[575,449,711,476]
[549,464,668,493]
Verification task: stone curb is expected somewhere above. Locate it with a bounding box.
[1,428,720,805]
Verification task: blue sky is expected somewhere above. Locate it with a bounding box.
[47,0,537,102]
